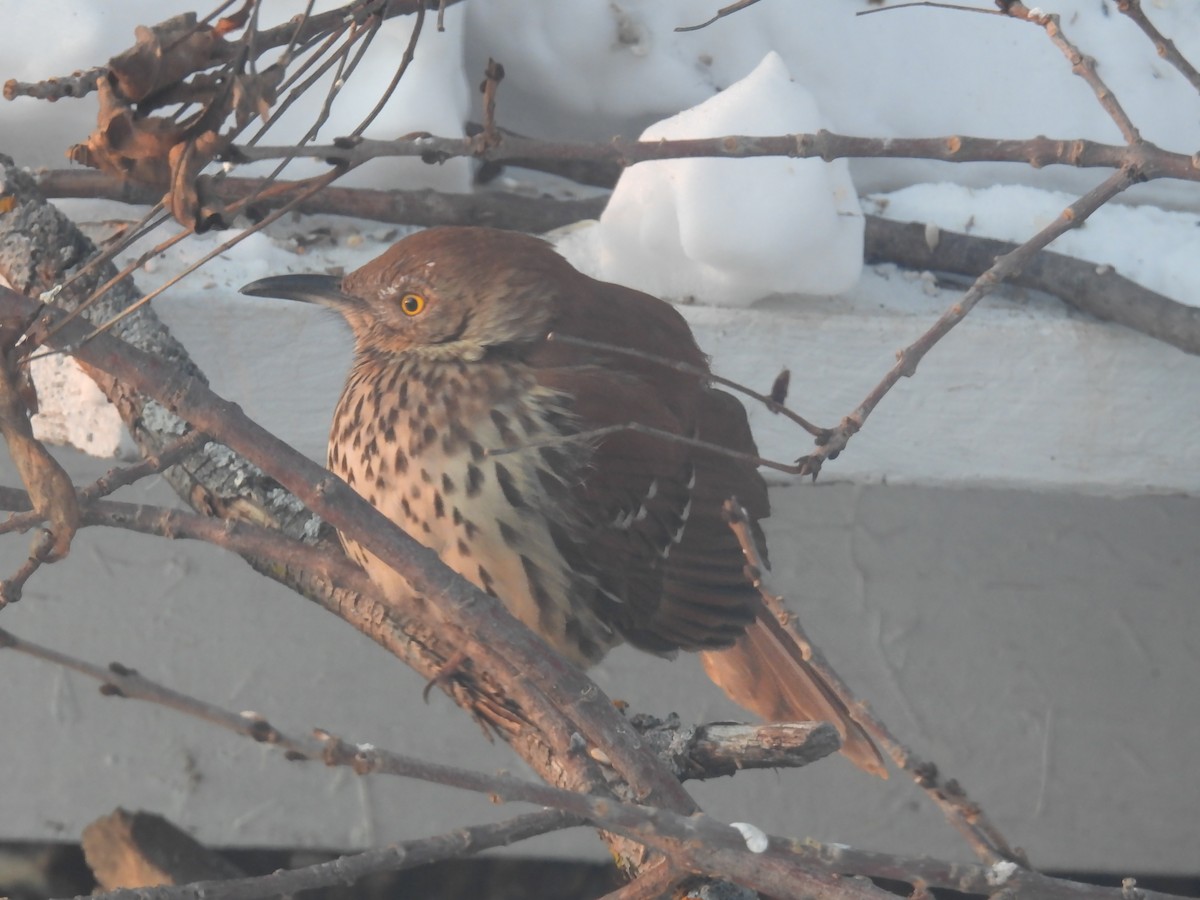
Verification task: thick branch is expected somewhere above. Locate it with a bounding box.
[0,157,682,869]
[0,283,699,815]
[865,216,1200,356]
[81,809,578,900]
[33,169,606,235]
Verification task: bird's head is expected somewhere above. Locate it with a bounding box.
[241,227,572,361]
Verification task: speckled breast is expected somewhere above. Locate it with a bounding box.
[326,352,619,667]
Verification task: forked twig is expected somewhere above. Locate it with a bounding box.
[798,166,1137,477]
[547,333,826,438]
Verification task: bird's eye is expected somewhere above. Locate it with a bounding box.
[400,293,426,316]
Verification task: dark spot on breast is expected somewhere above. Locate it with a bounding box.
[516,409,541,437]
[549,521,590,575]
[497,519,521,548]
[420,468,433,484]
[394,446,408,473]
[397,381,409,407]
[494,463,526,509]
[477,564,497,596]
[469,440,485,462]
[442,419,471,456]
[462,518,479,539]
[421,521,432,534]
[433,491,445,519]
[384,425,396,443]
[364,437,378,460]
[422,424,437,447]
[441,473,456,495]
[409,483,422,500]
[539,446,571,473]
[401,497,413,520]
[466,464,484,497]
[520,555,556,634]
[456,538,471,557]
[536,465,571,503]
[416,401,428,419]
[564,617,602,664]
[452,507,463,525]
[490,409,519,446]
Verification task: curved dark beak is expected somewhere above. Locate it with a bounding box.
[240,273,355,309]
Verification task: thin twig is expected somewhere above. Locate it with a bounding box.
[676,0,766,33]
[485,419,807,476]
[1001,1,1142,144]
[1117,0,1200,94]
[6,626,1187,900]
[73,166,350,348]
[799,167,1137,477]
[547,333,827,438]
[349,2,425,137]
[0,627,892,900]
[722,500,1022,867]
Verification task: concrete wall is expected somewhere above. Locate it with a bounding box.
[1,274,1196,872]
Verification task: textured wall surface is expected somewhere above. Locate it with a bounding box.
[1,451,1196,871]
[0,271,1196,871]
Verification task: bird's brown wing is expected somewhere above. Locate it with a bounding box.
[524,274,759,651]
[527,269,886,776]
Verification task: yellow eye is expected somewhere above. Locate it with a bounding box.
[400,293,426,316]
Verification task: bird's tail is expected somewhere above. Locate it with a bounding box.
[699,614,888,778]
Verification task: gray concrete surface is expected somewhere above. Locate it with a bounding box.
[1,448,1195,872]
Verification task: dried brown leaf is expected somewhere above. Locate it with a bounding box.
[108,14,221,102]
[231,69,282,128]
[69,77,183,183]
[214,0,255,38]
[165,131,229,230]
[0,322,79,562]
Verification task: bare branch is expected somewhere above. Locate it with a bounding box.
[724,500,1022,866]
[33,169,607,234]
[1001,1,1141,143]
[865,215,1200,357]
[229,130,1200,182]
[0,626,891,900]
[676,0,767,33]
[799,167,1138,477]
[78,810,579,900]
[1117,0,1200,94]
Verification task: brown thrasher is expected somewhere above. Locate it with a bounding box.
[243,226,885,776]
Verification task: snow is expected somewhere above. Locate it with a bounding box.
[559,52,863,305]
[865,183,1200,306]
